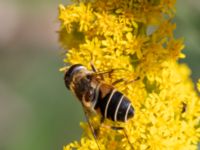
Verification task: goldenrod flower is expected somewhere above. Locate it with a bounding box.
[58,0,200,149]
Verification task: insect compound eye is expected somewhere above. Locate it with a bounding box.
[64,64,84,89]
[64,72,71,89]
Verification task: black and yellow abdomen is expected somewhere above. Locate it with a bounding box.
[95,89,134,122]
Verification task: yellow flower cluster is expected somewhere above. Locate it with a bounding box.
[58,0,200,149]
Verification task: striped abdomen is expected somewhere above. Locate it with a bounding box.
[95,89,134,122]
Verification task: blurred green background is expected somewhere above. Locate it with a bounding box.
[0,1,199,150]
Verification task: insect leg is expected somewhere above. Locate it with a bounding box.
[112,78,124,86]
[124,76,140,85]
[112,126,134,150]
[93,117,105,137]
[91,68,125,79]
[112,77,140,86]
[83,109,101,150]
[100,119,134,150]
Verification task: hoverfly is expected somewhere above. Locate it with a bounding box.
[64,63,137,149]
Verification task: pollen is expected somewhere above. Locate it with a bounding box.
[58,0,200,149]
